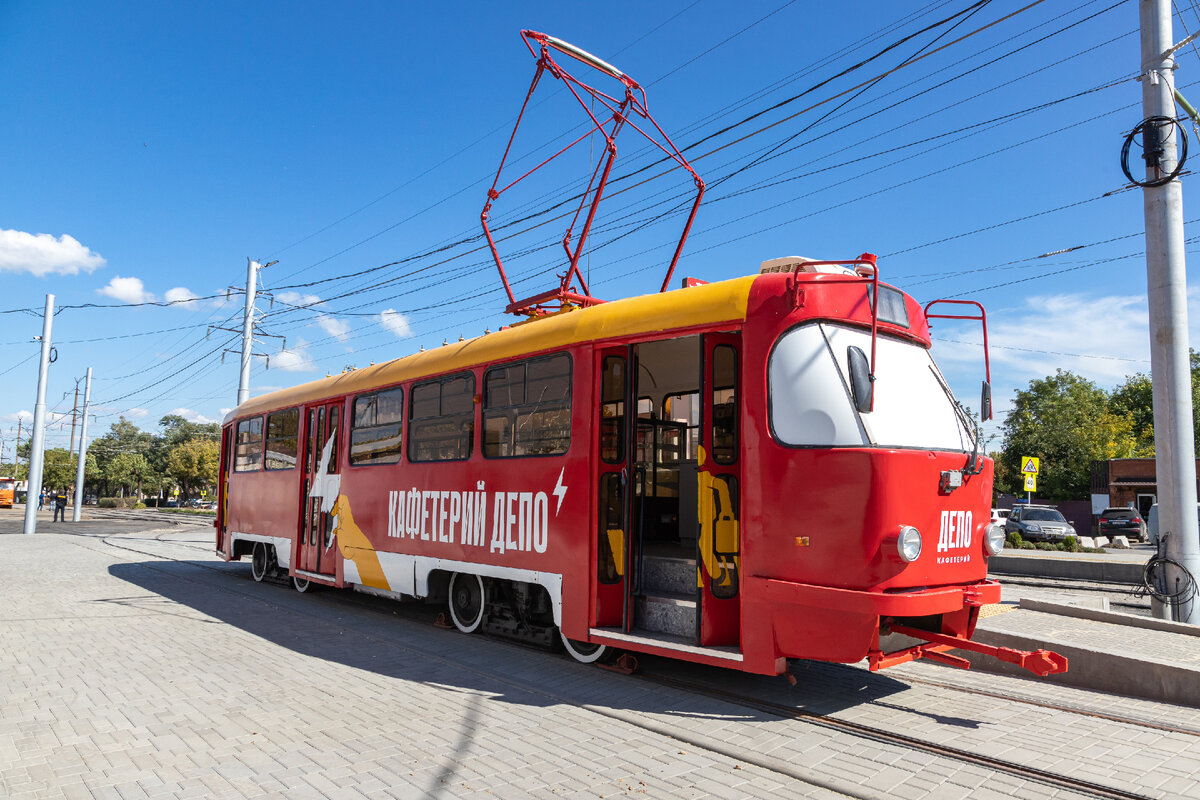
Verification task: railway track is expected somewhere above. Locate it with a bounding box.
[92,527,1177,800]
[84,508,215,526]
[636,670,1157,800]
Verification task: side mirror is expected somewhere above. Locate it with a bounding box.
[847,346,873,413]
[981,380,993,421]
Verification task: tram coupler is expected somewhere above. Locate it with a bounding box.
[886,624,1069,677]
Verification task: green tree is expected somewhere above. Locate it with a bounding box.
[107,452,151,497]
[999,370,1141,499]
[1109,350,1200,456]
[41,448,79,491]
[91,417,158,496]
[166,439,219,499]
[158,414,220,447]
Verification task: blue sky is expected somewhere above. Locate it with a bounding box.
[0,0,1189,456]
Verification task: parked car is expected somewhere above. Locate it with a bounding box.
[1097,507,1146,541]
[990,508,1011,524]
[1146,502,1200,547]
[1004,504,1076,543]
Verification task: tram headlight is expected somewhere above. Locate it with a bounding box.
[984,523,1005,556]
[896,526,922,562]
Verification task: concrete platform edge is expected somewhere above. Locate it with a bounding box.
[962,625,1200,709]
[989,554,1144,583]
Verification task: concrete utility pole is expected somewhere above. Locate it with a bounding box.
[68,380,79,455]
[1140,0,1200,623]
[72,368,92,522]
[238,258,260,407]
[22,294,54,535]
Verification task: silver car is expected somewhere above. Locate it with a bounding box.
[1004,505,1076,543]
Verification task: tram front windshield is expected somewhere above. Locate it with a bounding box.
[768,322,975,451]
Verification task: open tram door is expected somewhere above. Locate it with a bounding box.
[297,400,342,584]
[697,332,741,646]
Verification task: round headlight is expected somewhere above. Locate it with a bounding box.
[897,526,922,562]
[985,523,1005,555]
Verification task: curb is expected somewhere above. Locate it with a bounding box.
[966,599,1200,709]
[989,554,1145,583]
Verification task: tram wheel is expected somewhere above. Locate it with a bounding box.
[560,631,613,665]
[251,543,269,582]
[293,575,311,593]
[448,572,485,633]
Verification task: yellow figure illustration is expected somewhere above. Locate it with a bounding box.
[331,495,390,591]
[697,445,739,590]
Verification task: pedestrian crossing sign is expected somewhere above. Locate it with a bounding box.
[1024,474,1037,492]
[1021,457,1040,475]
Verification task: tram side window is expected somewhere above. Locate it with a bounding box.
[483,353,571,458]
[264,408,299,470]
[712,345,738,465]
[664,392,699,461]
[234,416,264,472]
[350,386,404,465]
[408,373,475,462]
[600,356,626,464]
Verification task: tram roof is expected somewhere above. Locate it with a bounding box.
[225,275,757,423]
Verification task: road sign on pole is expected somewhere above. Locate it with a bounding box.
[1024,474,1037,492]
[1021,457,1040,475]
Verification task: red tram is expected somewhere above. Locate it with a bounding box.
[216,258,1065,677]
[216,32,1066,679]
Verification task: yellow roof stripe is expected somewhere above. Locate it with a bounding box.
[227,276,756,422]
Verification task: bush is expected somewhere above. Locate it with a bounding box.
[133,502,146,509]
[1062,535,1080,552]
[1034,542,1056,550]
[1020,541,1036,550]
[98,497,140,509]
[1005,531,1023,549]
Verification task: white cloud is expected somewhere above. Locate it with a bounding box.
[98,275,154,304]
[317,314,351,342]
[165,287,199,307]
[278,291,322,308]
[380,309,413,338]
[273,340,316,372]
[126,408,149,419]
[933,292,1153,389]
[4,410,33,422]
[168,407,219,424]
[0,229,106,276]
[219,407,232,417]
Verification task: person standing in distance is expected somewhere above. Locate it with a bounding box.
[53,489,67,522]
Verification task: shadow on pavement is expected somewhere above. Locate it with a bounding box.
[109,557,926,725]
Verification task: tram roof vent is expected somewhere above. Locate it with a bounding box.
[759,255,870,277]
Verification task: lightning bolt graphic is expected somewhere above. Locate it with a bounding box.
[553,467,567,516]
[310,433,341,514]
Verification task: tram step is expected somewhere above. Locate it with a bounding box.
[635,591,697,639]
[641,553,696,595]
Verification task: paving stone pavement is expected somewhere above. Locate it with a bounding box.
[3,517,1199,799]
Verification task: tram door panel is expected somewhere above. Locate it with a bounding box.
[698,333,741,647]
[300,402,341,576]
[218,426,232,552]
[595,347,636,630]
